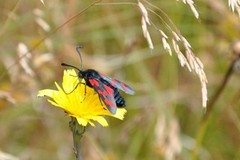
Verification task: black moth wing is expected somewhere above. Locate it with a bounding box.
[111,87,126,107]
[88,78,117,114]
[100,74,135,95]
[101,79,126,107]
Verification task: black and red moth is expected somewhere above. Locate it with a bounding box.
[61,46,134,114]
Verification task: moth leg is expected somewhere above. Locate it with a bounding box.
[63,81,85,95]
[80,83,87,103]
[63,83,79,95]
[69,74,78,77]
[84,82,87,96]
[97,94,104,107]
[99,97,107,110]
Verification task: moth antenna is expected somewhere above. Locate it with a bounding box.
[76,45,84,69]
[61,63,81,72]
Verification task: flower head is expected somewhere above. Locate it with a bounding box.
[38,69,127,127]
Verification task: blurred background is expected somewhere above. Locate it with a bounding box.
[1,0,240,160]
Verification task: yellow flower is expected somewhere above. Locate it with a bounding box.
[37,69,127,127]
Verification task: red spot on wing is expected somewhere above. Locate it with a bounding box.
[121,82,128,92]
[112,79,118,86]
[104,85,113,94]
[97,89,108,96]
[89,79,99,87]
[104,98,115,108]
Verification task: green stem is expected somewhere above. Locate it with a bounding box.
[191,115,210,160]
[69,117,86,160]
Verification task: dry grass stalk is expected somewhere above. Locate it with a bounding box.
[229,0,240,15]
[155,116,181,160]
[34,9,50,32]
[40,0,46,6]
[160,30,172,56]
[0,151,19,160]
[172,32,208,108]
[137,0,208,108]
[177,0,199,18]
[138,1,154,49]
[0,91,16,104]
[17,43,35,77]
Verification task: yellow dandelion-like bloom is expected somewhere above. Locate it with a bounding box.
[37,69,127,127]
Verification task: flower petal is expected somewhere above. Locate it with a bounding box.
[88,116,109,127]
[37,89,57,97]
[76,117,88,126]
[113,108,127,120]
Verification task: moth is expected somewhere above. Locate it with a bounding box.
[62,46,134,114]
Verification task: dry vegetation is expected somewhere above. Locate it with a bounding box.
[1,0,240,160]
